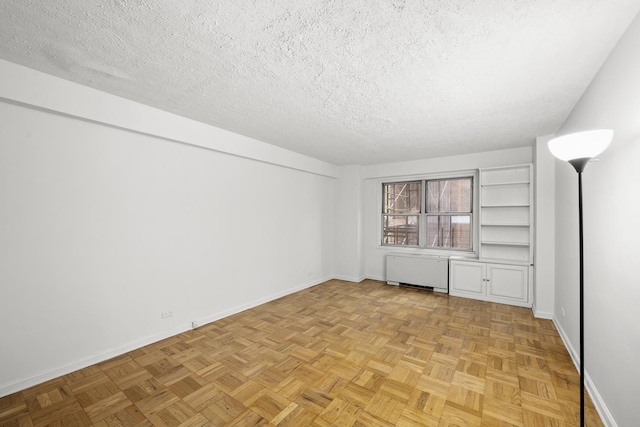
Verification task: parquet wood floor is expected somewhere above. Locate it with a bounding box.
[0,280,604,426]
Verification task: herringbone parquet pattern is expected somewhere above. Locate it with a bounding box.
[0,280,603,426]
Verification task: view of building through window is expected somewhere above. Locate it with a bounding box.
[382,177,472,249]
[382,181,420,245]
[426,178,472,249]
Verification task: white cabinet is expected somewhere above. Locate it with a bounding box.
[449,259,531,307]
[487,263,528,302]
[449,260,485,296]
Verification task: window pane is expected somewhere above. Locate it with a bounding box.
[427,178,472,213]
[382,215,419,246]
[383,182,421,213]
[426,215,471,249]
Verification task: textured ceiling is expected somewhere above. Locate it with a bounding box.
[1,1,638,165]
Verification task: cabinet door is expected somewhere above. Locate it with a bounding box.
[450,261,485,296]
[487,264,528,302]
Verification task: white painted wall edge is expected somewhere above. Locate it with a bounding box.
[0,59,338,179]
[552,316,617,427]
[0,275,332,398]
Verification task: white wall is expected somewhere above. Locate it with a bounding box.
[533,135,555,319]
[334,165,365,282]
[362,147,533,280]
[0,61,336,397]
[552,12,640,427]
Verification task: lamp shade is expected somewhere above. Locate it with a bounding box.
[548,129,613,161]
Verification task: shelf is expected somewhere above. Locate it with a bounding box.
[481,241,530,246]
[479,164,533,265]
[480,168,531,186]
[481,180,530,187]
[481,206,529,225]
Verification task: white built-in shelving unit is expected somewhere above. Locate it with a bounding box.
[479,165,533,264]
[450,164,533,307]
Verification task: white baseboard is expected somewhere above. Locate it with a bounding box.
[552,316,618,427]
[0,275,332,399]
[533,308,554,319]
[333,274,366,283]
[192,275,332,329]
[0,322,192,398]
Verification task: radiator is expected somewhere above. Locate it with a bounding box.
[386,253,449,292]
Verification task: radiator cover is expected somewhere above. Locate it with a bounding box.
[386,253,449,292]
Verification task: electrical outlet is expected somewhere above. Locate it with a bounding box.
[561,308,565,317]
[161,311,173,319]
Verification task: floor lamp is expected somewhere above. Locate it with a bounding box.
[548,129,613,426]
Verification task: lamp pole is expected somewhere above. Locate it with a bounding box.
[570,159,588,426]
[578,171,585,426]
[549,130,613,427]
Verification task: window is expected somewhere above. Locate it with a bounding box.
[426,178,472,249]
[382,181,421,246]
[382,176,473,250]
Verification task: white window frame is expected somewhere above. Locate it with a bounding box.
[379,170,479,256]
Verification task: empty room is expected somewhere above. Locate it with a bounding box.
[1,2,639,426]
